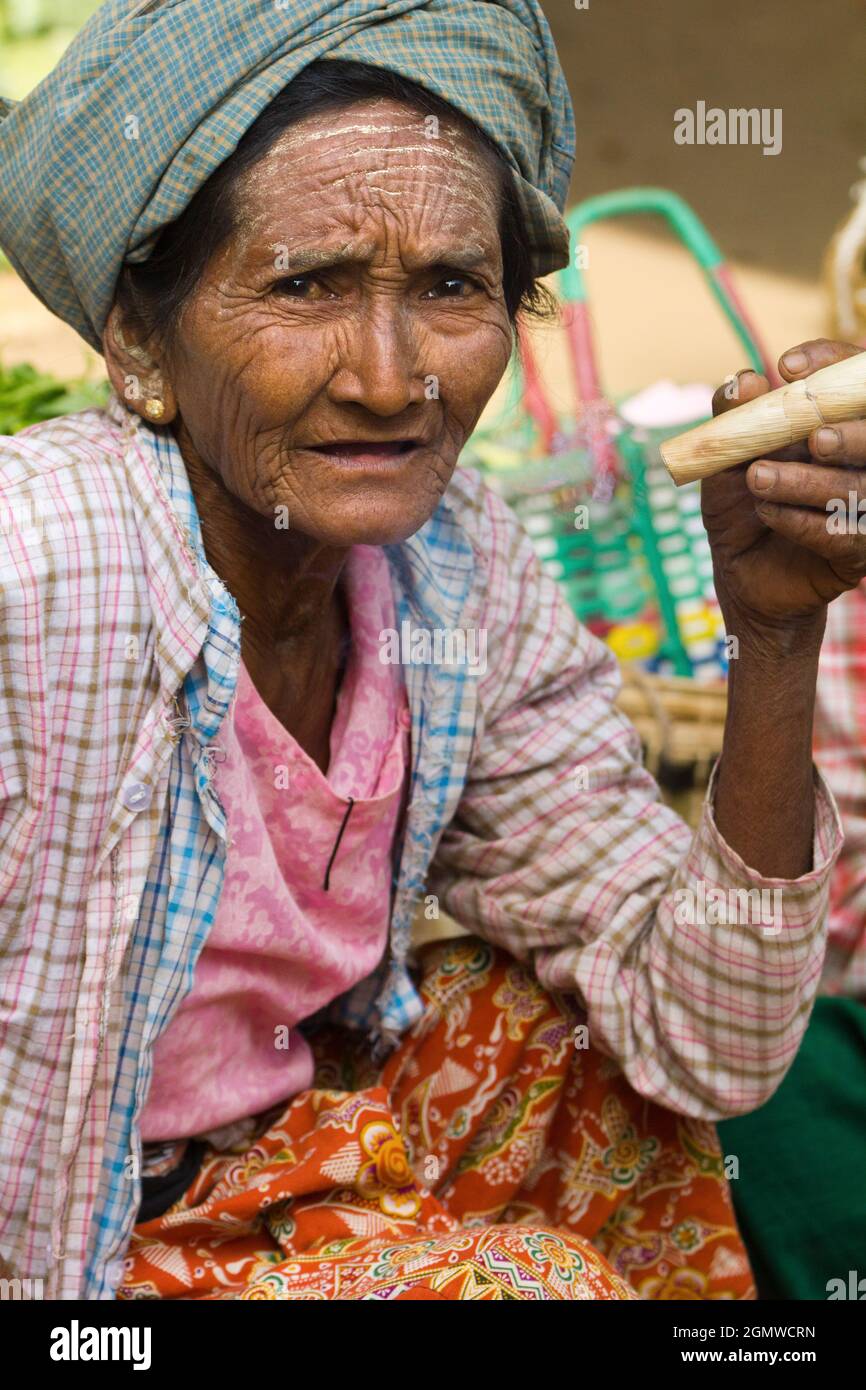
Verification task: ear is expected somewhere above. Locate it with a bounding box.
[102,304,179,425]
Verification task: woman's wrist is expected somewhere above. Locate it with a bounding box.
[722,610,821,754]
[713,610,820,877]
[718,596,826,672]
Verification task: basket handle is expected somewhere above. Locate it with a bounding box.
[557,188,780,479]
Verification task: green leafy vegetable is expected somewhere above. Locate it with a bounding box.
[0,361,109,435]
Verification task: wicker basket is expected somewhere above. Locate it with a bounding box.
[464,189,776,684]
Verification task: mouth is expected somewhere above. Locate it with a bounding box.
[304,438,422,468]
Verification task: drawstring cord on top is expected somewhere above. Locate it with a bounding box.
[323,796,354,891]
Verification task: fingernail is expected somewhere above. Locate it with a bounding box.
[782,350,808,373]
[752,463,776,491]
[816,426,840,454]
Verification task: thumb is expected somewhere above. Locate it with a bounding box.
[712,368,769,418]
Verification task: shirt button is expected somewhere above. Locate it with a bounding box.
[121,781,151,812]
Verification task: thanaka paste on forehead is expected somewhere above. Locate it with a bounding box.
[253,114,487,174]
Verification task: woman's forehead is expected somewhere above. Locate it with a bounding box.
[238,98,496,196]
[230,104,502,252]
[254,95,472,150]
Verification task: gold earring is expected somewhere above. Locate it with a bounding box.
[144,398,165,421]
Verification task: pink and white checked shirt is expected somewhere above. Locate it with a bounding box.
[814,582,866,998]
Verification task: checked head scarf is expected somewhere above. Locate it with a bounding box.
[0,0,575,351]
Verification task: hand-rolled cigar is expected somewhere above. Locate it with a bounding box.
[660,350,866,485]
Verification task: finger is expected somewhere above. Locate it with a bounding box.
[766,441,812,464]
[746,458,866,510]
[807,419,866,467]
[712,368,769,418]
[753,499,866,571]
[777,338,863,382]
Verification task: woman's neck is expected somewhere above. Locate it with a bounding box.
[176,426,350,770]
[176,426,347,634]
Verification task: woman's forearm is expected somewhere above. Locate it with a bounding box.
[713,618,825,879]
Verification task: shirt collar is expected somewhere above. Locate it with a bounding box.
[108,392,212,698]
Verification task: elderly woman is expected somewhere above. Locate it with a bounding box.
[0,0,863,1303]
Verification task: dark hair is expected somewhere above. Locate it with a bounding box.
[115,58,556,345]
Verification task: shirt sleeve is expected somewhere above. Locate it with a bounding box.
[813,583,866,997]
[428,480,843,1120]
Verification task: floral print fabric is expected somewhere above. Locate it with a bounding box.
[121,940,755,1301]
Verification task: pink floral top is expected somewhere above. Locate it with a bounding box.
[140,545,410,1140]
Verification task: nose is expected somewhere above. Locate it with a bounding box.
[326,303,426,416]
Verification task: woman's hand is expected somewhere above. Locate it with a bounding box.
[697,338,866,879]
[702,337,866,648]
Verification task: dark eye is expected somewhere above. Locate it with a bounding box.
[424,275,478,300]
[272,274,332,299]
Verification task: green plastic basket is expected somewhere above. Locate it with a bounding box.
[464,188,778,679]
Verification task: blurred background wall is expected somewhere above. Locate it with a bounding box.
[545,0,866,280]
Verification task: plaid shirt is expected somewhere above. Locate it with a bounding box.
[814,583,866,999]
[0,397,841,1299]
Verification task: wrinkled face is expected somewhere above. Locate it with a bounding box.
[161,98,513,546]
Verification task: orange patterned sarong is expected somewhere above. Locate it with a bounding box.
[119,939,755,1300]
